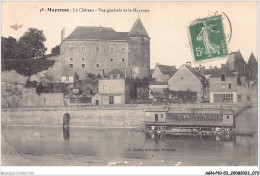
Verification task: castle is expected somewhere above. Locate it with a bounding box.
[60,18,150,79]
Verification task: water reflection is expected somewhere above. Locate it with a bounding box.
[145,133,236,143]
[2,126,257,165]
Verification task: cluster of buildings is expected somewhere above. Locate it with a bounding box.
[150,51,257,104]
[48,18,257,106]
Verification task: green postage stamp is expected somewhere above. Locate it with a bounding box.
[189,15,228,62]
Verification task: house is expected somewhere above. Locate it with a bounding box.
[149,82,168,99]
[91,69,134,105]
[152,64,177,82]
[209,66,252,104]
[144,106,234,129]
[144,106,170,128]
[60,17,150,79]
[168,64,204,102]
[226,51,247,86]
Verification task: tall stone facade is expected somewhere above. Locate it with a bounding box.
[60,18,150,79]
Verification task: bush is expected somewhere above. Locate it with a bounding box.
[25,80,38,88]
[2,59,55,77]
[150,88,197,103]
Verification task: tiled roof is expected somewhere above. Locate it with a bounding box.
[65,26,128,41]
[167,107,234,114]
[157,65,177,76]
[128,18,150,38]
[210,67,237,77]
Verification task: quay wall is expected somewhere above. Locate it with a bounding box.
[2,103,245,128]
[2,108,145,128]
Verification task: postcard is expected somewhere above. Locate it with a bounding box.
[1,1,258,175]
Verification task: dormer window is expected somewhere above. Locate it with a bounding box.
[221,74,226,81]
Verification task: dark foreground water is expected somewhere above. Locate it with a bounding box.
[2,126,258,166]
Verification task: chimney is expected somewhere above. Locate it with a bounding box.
[124,68,127,78]
[186,61,191,68]
[61,28,65,42]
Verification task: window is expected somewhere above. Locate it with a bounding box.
[227,116,229,119]
[96,46,100,51]
[247,95,251,101]
[109,96,114,104]
[224,93,233,102]
[70,64,73,68]
[221,74,226,81]
[117,74,121,79]
[110,58,114,62]
[155,114,158,122]
[82,64,85,68]
[82,57,85,61]
[228,83,232,90]
[122,58,125,62]
[181,77,183,79]
[70,57,73,61]
[161,114,163,118]
[66,77,69,81]
[96,63,99,69]
[237,95,242,102]
[222,83,225,89]
[81,46,86,51]
[110,46,114,51]
[69,45,73,51]
[142,38,144,41]
[122,47,125,51]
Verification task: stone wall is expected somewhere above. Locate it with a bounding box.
[60,40,128,79]
[128,37,150,78]
[2,109,145,128]
[21,88,64,107]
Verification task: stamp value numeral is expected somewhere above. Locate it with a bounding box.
[195,47,204,57]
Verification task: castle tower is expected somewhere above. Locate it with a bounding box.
[128,18,150,78]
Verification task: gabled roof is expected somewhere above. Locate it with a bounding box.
[227,51,246,65]
[210,67,237,78]
[156,65,177,76]
[248,52,257,65]
[107,68,124,76]
[65,26,128,41]
[128,18,150,38]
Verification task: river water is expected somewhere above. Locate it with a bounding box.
[2,126,258,166]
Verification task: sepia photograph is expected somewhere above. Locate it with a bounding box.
[1,1,259,175]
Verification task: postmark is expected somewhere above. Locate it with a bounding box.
[189,15,228,62]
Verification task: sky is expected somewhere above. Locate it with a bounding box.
[2,1,258,69]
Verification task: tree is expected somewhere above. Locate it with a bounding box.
[51,45,60,56]
[18,28,47,59]
[1,36,18,59]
